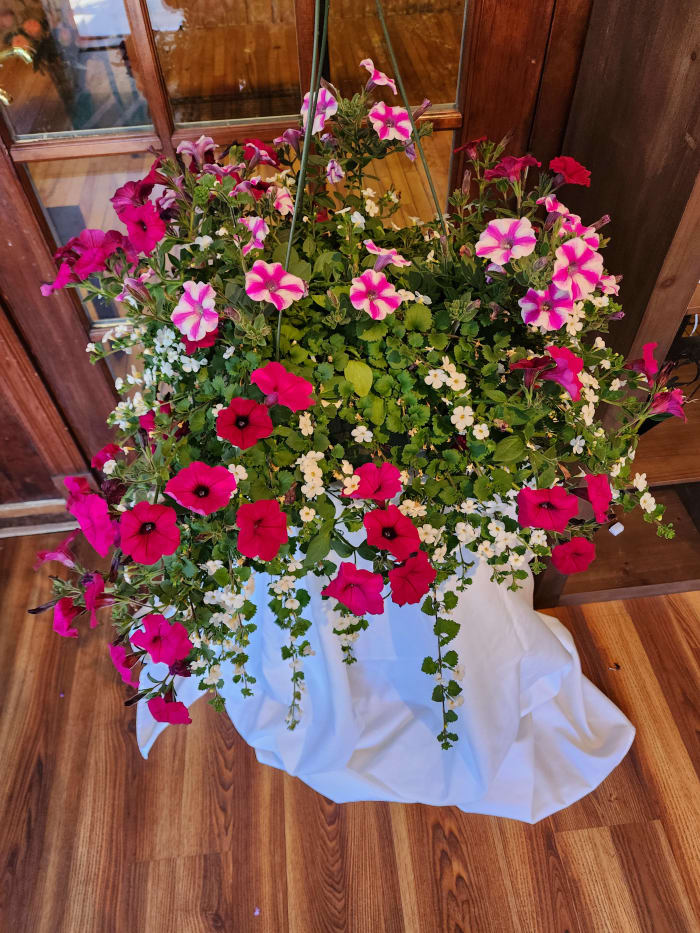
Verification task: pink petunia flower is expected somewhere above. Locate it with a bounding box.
[110,177,155,217]
[552,236,603,299]
[368,102,412,143]
[272,186,294,216]
[510,355,554,389]
[41,261,74,296]
[109,642,140,689]
[542,345,584,401]
[236,499,288,561]
[120,501,180,565]
[519,284,573,330]
[322,562,385,615]
[273,127,303,156]
[165,461,237,516]
[558,213,599,249]
[171,281,218,341]
[484,155,540,181]
[364,505,420,561]
[388,550,436,606]
[243,138,279,168]
[34,531,79,570]
[43,230,128,294]
[216,398,273,449]
[53,597,80,638]
[585,474,612,523]
[132,613,193,666]
[359,57,397,94]
[84,572,113,628]
[67,492,115,558]
[517,487,579,533]
[599,274,620,296]
[301,87,338,135]
[475,217,537,265]
[250,361,314,411]
[345,462,402,501]
[245,260,306,312]
[148,694,192,724]
[363,239,411,271]
[120,203,167,255]
[549,156,591,187]
[536,195,568,214]
[91,443,122,471]
[181,326,218,356]
[349,268,403,320]
[625,342,659,381]
[551,537,596,574]
[650,388,685,421]
[237,216,269,256]
[176,135,216,169]
[326,159,344,183]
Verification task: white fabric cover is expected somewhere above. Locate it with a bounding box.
[137,559,634,823]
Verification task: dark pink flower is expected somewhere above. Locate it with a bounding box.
[542,345,584,401]
[121,203,166,255]
[83,572,112,628]
[625,342,659,381]
[484,154,540,181]
[53,597,80,638]
[517,487,579,533]
[41,261,74,296]
[176,134,216,169]
[585,473,612,523]
[181,327,218,355]
[67,492,115,558]
[453,135,487,160]
[388,550,436,606]
[364,505,420,561]
[132,613,193,666]
[91,443,122,470]
[148,694,192,724]
[250,361,314,411]
[236,499,288,561]
[322,561,385,615]
[519,284,573,330]
[120,501,180,565]
[510,355,554,389]
[109,642,140,689]
[216,397,273,449]
[346,462,402,501]
[650,388,686,421]
[550,156,591,187]
[165,461,237,516]
[551,537,596,573]
[475,218,537,265]
[46,229,127,289]
[110,177,155,216]
[34,531,79,570]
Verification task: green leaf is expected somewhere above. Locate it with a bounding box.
[473,475,492,501]
[367,395,385,426]
[306,531,331,563]
[493,435,525,463]
[404,303,433,332]
[344,360,373,397]
[357,320,388,342]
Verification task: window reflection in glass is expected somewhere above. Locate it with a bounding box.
[0,0,151,137]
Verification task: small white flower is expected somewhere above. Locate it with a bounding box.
[425,369,447,389]
[350,211,366,229]
[433,544,447,562]
[418,524,441,545]
[633,472,647,491]
[450,405,474,432]
[202,559,224,575]
[508,553,526,569]
[223,346,235,360]
[487,520,505,537]
[341,460,354,475]
[299,506,316,522]
[301,481,324,499]
[445,372,467,392]
[364,198,379,217]
[593,337,606,350]
[600,359,611,370]
[398,499,427,519]
[342,474,361,495]
[216,226,228,236]
[194,235,213,249]
[610,378,626,391]
[351,425,373,443]
[459,499,477,514]
[85,342,96,353]
[580,403,595,426]
[570,435,585,455]
[473,423,490,440]
[455,522,478,544]
[285,597,300,611]
[287,559,303,572]
[299,412,314,436]
[102,458,117,475]
[639,492,656,513]
[529,529,548,547]
[447,695,464,709]
[203,664,222,685]
[477,541,494,559]
[228,463,248,483]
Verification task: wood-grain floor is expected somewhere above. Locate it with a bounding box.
[1,532,698,932]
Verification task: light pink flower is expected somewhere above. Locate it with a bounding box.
[368,102,411,143]
[363,239,411,270]
[326,159,344,183]
[245,260,306,312]
[360,57,397,94]
[536,195,568,214]
[475,217,537,265]
[559,213,599,248]
[599,273,620,295]
[238,216,269,256]
[301,88,338,135]
[552,237,603,300]
[272,186,294,216]
[171,281,218,341]
[519,284,573,330]
[349,269,403,320]
[176,135,216,169]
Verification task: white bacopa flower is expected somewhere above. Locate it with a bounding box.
[190,658,208,672]
[85,342,96,353]
[223,346,235,359]
[600,359,611,370]
[627,447,636,461]
[633,472,647,491]
[203,664,222,685]
[610,378,626,391]
[639,492,656,513]
[299,506,316,522]
[202,559,224,575]
[415,292,432,305]
[433,545,447,562]
[301,481,324,499]
[447,695,465,709]
[285,597,300,611]
[398,499,427,518]
[450,405,474,432]
[194,235,213,249]
[593,337,606,350]
[610,461,622,477]
[350,211,365,229]
[342,474,361,495]
[473,423,490,440]
[216,226,228,236]
[487,520,505,537]
[364,198,379,217]
[302,463,323,482]
[228,463,248,482]
[101,458,117,475]
[418,524,441,545]
[287,559,303,572]
[299,412,314,436]
[445,372,467,392]
[570,435,585,455]
[477,541,494,559]
[580,403,595,426]
[351,425,373,443]
[425,369,447,389]
[341,460,354,474]
[459,499,477,514]
[529,529,548,547]
[508,553,526,569]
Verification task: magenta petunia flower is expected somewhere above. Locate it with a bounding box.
[364,504,420,561]
[536,195,568,214]
[585,473,612,523]
[625,341,659,381]
[181,326,218,356]
[148,694,192,724]
[176,135,216,169]
[110,177,155,217]
[650,388,685,421]
[171,280,218,341]
[245,260,306,312]
[388,550,436,606]
[519,284,573,331]
[551,537,596,574]
[549,155,591,187]
[250,361,314,411]
[84,572,112,628]
[301,87,338,135]
[43,229,128,294]
[109,642,140,689]
[273,127,303,156]
[558,213,599,248]
[165,461,237,516]
[132,613,193,666]
[272,186,294,215]
[236,499,288,561]
[349,268,403,320]
[346,462,402,501]
[121,203,166,255]
[368,101,411,143]
[216,397,273,449]
[475,217,537,266]
[359,57,397,94]
[242,137,279,168]
[363,239,411,271]
[599,273,620,296]
[120,501,180,565]
[517,487,579,533]
[510,355,555,389]
[34,531,79,570]
[53,597,80,638]
[322,562,385,615]
[238,216,269,256]
[91,443,122,471]
[484,155,540,181]
[67,492,115,558]
[542,345,584,400]
[41,261,74,296]
[326,159,344,183]
[552,236,603,299]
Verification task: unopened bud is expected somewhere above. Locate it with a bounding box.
[461,169,471,194]
[591,214,611,230]
[412,98,431,121]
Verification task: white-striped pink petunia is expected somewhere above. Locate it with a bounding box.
[238,216,269,256]
[368,102,411,143]
[349,269,403,320]
[170,281,218,341]
[519,284,573,331]
[552,236,603,300]
[244,260,306,312]
[558,213,599,249]
[301,88,338,135]
[363,239,412,270]
[475,217,537,266]
[360,58,397,94]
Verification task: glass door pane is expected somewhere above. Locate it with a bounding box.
[1,0,152,137]
[146,0,300,125]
